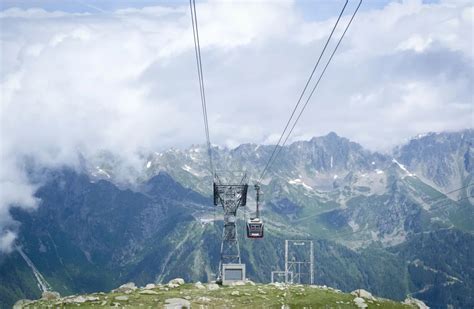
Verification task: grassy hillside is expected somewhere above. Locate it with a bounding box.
[14,281,418,308]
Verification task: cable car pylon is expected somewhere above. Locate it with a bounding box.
[213,172,248,284]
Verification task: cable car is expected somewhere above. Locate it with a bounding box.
[247,217,264,238]
[247,184,264,239]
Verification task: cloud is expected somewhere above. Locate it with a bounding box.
[0,230,17,254]
[0,0,473,252]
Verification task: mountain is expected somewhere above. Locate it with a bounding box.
[395,131,473,190]
[1,130,472,308]
[91,130,472,247]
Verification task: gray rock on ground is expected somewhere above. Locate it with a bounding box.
[113,282,137,293]
[403,297,429,309]
[114,295,129,301]
[353,297,368,308]
[207,283,220,291]
[165,298,190,309]
[194,281,205,289]
[351,289,377,301]
[197,296,211,302]
[144,283,156,290]
[168,278,185,285]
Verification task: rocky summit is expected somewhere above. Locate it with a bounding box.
[15,280,427,308]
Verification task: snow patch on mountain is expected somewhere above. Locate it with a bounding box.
[288,178,313,190]
[392,159,415,177]
[95,167,111,178]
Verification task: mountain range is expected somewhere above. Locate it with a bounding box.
[1,129,473,308]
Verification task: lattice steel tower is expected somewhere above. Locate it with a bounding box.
[213,172,248,282]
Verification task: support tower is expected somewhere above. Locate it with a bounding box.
[213,172,248,283]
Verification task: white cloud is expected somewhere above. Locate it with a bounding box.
[0,0,473,252]
[0,230,17,254]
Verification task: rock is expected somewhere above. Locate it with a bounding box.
[194,282,205,289]
[403,297,429,309]
[114,295,129,301]
[165,298,190,309]
[197,296,211,302]
[67,296,87,303]
[207,283,220,290]
[231,291,240,296]
[168,283,180,288]
[246,279,256,286]
[230,281,245,286]
[113,282,137,293]
[354,297,368,308]
[270,282,286,290]
[351,289,376,301]
[100,300,107,306]
[13,299,32,309]
[168,278,185,285]
[139,290,159,295]
[41,291,60,300]
[258,289,267,294]
[144,283,156,290]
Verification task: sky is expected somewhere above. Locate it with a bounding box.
[0,0,473,252]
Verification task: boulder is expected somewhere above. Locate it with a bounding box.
[168,278,185,285]
[65,296,87,303]
[353,297,368,308]
[351,289,376,301]
[194,282,205,289]
[85,296,100,302]
[231,291,240,296]
[164,298,190,309]
[41,291,60,300]
[403,297,429,309]
[144,283,156,290]
[114,295,129,301]
[197,296,211,302]
[113,282,137,293]
[168,283,180,288]
[207,283,220,291]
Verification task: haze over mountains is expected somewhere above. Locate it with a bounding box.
[1,129,473,308]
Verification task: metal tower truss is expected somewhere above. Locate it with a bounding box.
[213,172,248,281]
[285,239,314,285]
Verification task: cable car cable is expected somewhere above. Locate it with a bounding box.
[257,0,349,185]
[267,0,362,178]
[190,0,215,176]
[258,0,361,184]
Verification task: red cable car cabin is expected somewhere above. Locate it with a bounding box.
[247,217,264,238]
